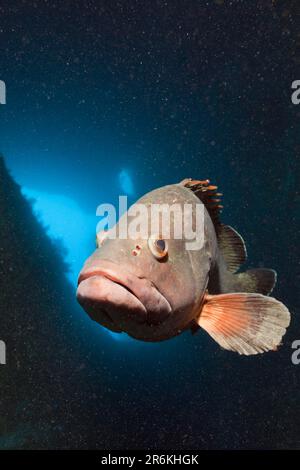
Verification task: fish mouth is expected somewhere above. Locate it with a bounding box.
[76,260,172,329]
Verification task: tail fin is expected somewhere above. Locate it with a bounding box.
[197,293,290,355]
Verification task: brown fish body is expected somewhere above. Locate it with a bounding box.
[77,179,290,354]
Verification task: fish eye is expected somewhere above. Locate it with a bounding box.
[148,235,168,260]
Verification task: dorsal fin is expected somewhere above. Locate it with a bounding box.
[218,224,247,272]
[179,178,223,228]
[179,179,247,273]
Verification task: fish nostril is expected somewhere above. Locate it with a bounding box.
[132,245,142,256]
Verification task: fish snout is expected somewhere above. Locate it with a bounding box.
[76,259,172,333]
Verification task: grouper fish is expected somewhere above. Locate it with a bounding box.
[77,179,290,355]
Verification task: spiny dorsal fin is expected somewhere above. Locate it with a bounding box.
[218,224,247,273]
[179,178,223,228]
[180,180,248,272]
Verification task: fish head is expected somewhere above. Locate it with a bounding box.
[76,185,215,341]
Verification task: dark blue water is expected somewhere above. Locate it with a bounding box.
[0,1,299,449]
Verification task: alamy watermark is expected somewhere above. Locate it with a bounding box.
[0,80,6,104]
[0,340,6,365]
[291,340,300,365]
[291,80,300,105]
[96,196,205,250]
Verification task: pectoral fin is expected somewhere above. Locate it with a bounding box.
[218,224,247,272]
[196,293,290,355]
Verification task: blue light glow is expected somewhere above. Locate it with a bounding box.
[22,187,95,286]
[21,172,136,344]
[119,169,134,196]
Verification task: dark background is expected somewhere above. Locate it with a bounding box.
[0,0,299,449]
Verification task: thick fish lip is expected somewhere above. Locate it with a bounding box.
[77,274,148,325]
[77,260,172,325]
[78,269,138,298]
